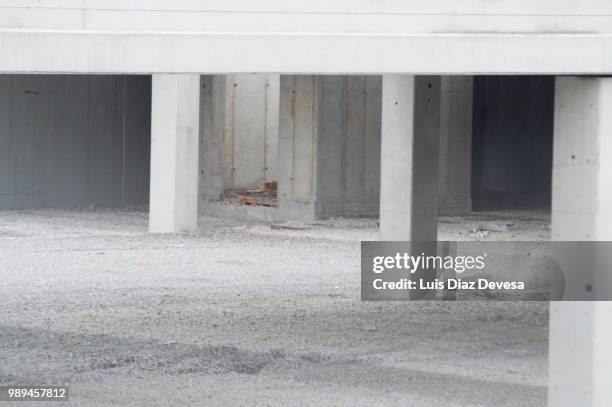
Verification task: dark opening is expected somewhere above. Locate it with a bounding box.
[471,76,554,211]
[0,75,151,210]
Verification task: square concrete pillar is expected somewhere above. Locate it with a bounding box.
[380,75,440,241]
[149,74,201,233]
[438,76,473,214]
[278,75,381,221]
[550,77,612,406]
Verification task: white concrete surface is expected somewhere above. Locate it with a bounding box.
[3,1,612,74]
[149,74,200,233]
[380,75,440,241]
[3,31,612,74]
[550,76,612,407]
[4,0,612,34]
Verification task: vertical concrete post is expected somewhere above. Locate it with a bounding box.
[438,76,473,214]
[549,77,612,407]
[149,74,200,233]
[380,75,440,241]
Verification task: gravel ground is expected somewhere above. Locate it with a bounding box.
[0,210,549,406]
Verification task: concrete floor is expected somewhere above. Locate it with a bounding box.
[0,210,549,406]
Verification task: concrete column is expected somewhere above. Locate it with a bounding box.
[149,74,200,233]
[549,77,612,406]
[438,76,473,214]
[380,75,440,241]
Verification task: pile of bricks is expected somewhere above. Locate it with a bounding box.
[223,181,278,207]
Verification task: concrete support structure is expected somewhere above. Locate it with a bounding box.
[438,76,473,214]
[278,75,381,221]
[379,75,440,241]
[149,74,201,233]
[550,77,612,406]
[203,74,471,221]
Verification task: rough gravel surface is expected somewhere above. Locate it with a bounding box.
[0,210,549,406]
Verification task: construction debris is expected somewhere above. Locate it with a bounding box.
[223,181,278,207]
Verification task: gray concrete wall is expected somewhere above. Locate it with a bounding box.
[199,76,227,207]
[211,74,471,220]
[278,75,382,220]
[277,75,318,220]
[198,74,279,211]
[309,75,469,218]
[438,76,473,214]
[0,74,151,210]
[316,76,382,218]
[223,74,280,189]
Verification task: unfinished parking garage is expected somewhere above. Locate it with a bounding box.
[1,2,612,407]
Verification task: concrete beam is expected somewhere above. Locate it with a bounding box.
[4,30,612,74]
[549,76,612,406]
[379,75,440,241]
[149,74,200,233]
